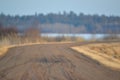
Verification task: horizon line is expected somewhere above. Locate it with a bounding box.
[0,11,120,17]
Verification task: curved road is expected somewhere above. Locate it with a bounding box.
[0,43,120,80]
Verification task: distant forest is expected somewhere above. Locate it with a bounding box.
[0,11,120,34]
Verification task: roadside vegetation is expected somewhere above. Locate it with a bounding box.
[0,25,85,56]
[72,42,120,70]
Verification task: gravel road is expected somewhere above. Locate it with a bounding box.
[0,42,120,80]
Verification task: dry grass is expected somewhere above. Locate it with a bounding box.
[0,47,8,56]
[72,42,120,70]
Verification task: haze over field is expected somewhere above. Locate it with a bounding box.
[0,0,120,34]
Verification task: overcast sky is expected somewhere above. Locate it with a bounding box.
[0,0,120,16]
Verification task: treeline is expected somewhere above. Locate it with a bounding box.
[0,11,120,33]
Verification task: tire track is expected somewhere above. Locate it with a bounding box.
[0,42,120,80]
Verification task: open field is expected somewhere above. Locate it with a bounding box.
[72,42,120,70]
[0,42,120,80]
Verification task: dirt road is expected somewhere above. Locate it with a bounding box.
[0,43,120,80]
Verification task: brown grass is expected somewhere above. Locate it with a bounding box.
[72,42,120,70]
[0,47,8,56]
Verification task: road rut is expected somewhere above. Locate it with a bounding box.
[0,43,120,80]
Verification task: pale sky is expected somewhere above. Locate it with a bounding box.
[0,0,120,16]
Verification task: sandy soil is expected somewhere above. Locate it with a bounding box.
[0,42,120,80]
[0,47,8,56]
[72,42,120,70]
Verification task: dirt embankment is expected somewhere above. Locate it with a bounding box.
[72,42,120,70]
